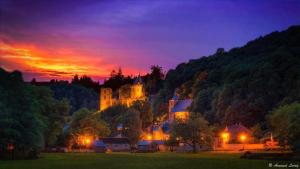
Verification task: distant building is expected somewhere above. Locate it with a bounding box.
[168,94,192,122]
[101,137,131,152]
[93,140,106,153]
[92,137,131,152]
[214,123,265,151]
[137,140,159,152]
[99,76,146,111]
[139,92,192,148]
[223,123,252,143]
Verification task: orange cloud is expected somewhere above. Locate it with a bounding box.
[0,40,136,81]
[0,40,146,81]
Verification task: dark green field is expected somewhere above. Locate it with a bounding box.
[0,152,274,169]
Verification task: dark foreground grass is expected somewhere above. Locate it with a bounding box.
[0,152,275,169]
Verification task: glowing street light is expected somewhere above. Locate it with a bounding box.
[221,132,229,143]
[85,138,91,145]
[240,135,246,142]
[239,134,247,151]
[147,135,152,140]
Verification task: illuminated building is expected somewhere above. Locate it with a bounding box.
[220,124,251,144]
[168,93,192,122]
[99,76,146,111]
[214,123,266,151]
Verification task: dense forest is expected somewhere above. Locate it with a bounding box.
[31,79,99,114]
[154,25,300,128]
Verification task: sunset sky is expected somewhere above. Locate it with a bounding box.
[0,0,299,82]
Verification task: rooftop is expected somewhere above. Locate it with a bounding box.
[171,99,192,113]
[225,123,251,137]
[101,137,130,144]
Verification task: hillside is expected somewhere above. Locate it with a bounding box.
[155,25,300,127]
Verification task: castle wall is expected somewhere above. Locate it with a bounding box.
[100,88,113,111]
[168,99,176,122]
[131,83,144,99]
[99,82,146,111]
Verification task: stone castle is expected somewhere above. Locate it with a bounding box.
[99,76,146,111]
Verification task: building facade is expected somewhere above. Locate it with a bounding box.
[99,76,146,111]
[168,94,192,122]
[214,123,266,151]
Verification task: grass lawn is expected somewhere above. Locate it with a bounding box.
[0,152,273,169]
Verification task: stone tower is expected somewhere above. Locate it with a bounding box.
[100,88,113,111]
[131,75,144,99]
[168,92,178,122]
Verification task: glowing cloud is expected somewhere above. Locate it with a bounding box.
[0,40,140,81]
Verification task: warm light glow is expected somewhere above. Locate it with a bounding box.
[239,134,247,142]
[147,135,152,140]
[175,111,189,121]
[85,139,91,144]
[77,135,93,146]
[221,132,229,143]
[0,41,146,81]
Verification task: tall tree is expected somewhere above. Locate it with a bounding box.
[0,68,46,159]
[67,108,110,148]
[71,74,100,92]
[103,68,133,91]
[144,65,165,94]
[269,102,300,153]
[171,113,213,153]
[131,100,153,129]
[121,108,142,145]
[33,86,70,147]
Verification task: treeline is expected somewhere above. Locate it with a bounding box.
[102,65,165,95]
[31,65,164,115]
[32,79,99,114]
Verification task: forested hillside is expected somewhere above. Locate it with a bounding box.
[154,25,300,128]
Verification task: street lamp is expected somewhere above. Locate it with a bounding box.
[239,134,247,150]
[147,135,152,140]
[85,138,91,145]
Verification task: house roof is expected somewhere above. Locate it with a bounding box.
[225,123,251,137]
[152,140,164,145]
[138,140,163,146]
[93,140,106,147]
[101,137,130,144]
[171,99,192,113]
[137,140,152,146]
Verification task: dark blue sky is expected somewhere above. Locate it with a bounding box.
[0,0,299,81]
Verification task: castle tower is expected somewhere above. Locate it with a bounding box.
[168,92,178,122]
[168,93,178,112]
[131,75,144,99]
[100,88,113,111]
